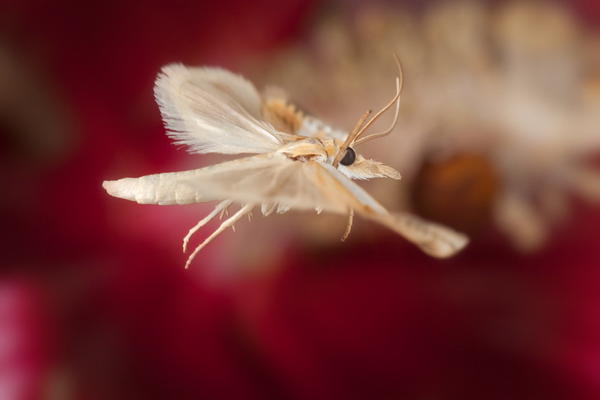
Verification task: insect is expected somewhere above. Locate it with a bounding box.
[103,56,468,268]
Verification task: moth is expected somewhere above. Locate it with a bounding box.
[103,57,468,268]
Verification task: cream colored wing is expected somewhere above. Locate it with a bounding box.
[155,64,284,154]
[316,163,469,258]
[102,153,358,212]
[103,154,467,258]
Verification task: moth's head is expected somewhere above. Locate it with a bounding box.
[336,146,401,180]
[332,54,404,180]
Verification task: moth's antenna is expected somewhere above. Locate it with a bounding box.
[333,109,372,167]
[354,79,400,145]
[354,54,404,145]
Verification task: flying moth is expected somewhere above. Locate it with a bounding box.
[103,57,468,268]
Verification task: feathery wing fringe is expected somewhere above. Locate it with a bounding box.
[154,64,283,155]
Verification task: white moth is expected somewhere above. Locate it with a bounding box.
[103,58,468,268]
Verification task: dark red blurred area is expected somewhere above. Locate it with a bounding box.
[1,0,600,399]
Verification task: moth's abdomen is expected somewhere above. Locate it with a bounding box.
[102,170,203,205]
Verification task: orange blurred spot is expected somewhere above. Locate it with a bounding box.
[411,153,501,234]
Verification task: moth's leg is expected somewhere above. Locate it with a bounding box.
[219,205,231,220]
[231,205,255,230]
[184,204,254,269]
[341,209,354,242]
[182,200,232,253]
[261,203,277,216]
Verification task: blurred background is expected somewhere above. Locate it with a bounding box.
[1,0,600,399]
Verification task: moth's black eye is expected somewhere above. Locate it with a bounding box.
[340,147,356,166]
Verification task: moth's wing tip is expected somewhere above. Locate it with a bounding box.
[421,231,469,258]
[102,179,115,194]
[375,211,470,258]
[102,178,136,200]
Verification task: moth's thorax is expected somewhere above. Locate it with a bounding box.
[277,136,347,163]
[277,138,329,162]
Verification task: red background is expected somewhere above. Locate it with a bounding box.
[1,1,600,399]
